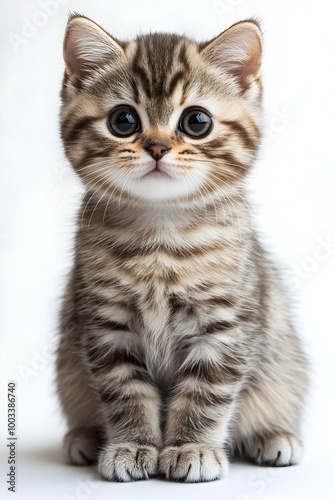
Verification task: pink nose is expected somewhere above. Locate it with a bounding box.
[145,143,171,161]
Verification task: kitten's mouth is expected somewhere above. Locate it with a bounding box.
[142,162,172,179]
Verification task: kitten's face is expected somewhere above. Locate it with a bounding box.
[61,17,263,204]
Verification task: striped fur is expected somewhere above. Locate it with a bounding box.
[56,15,309,482]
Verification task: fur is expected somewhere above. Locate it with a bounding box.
[56,15,309,482]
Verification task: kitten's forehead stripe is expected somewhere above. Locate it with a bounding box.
[129,76,140,104]
[167,70,185,97]
[131,42,153,98]
[178,43,190,70]
[131,34,190,101]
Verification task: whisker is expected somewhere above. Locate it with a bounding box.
[190,156,252,171]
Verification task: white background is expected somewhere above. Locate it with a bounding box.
[1,0,334,499]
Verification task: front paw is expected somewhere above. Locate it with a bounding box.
[159,443,228,482]
[97,442,159,482]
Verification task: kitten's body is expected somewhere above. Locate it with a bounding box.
[57,16,308,482]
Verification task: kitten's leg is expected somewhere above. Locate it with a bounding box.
[233,332,308,467]
[83,325,162,482]
[159,325,245,482]
[234,380,306,467]
[56,337,104,465]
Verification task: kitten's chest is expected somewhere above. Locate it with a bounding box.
[85,212,246,380]
[123,259,200,382]
[134,277,184,382]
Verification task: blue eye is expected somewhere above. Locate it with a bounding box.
[107,106,141,137]
[179,108,212,138]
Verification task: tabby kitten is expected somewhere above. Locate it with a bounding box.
[56,15,309,482]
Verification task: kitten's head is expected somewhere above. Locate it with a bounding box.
[61,15,263,205]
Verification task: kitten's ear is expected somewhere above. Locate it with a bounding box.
[63,15,124,80]
[201,20,263,93]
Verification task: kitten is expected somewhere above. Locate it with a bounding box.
[56,14,309,482]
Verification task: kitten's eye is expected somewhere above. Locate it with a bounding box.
[179,108,212,138]
[107,106,140,137]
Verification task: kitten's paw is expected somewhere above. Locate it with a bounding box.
[97,442,159,481]
[251,433,302,466]
[159,444,228,482]
[63,428,101,465]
